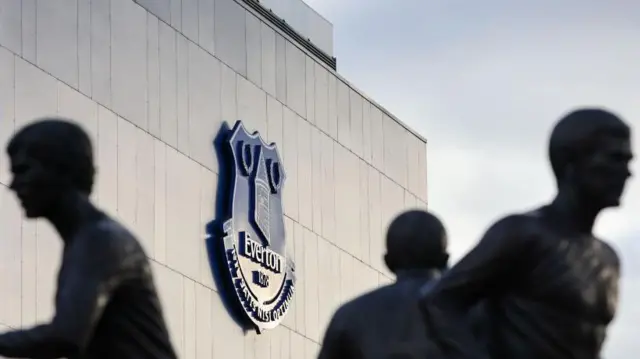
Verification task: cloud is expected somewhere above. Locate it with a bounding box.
[306,0,640,355]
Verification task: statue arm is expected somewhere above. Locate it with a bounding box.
[420,215,533,359]
[0,230,127,358]
[598,240,621,354]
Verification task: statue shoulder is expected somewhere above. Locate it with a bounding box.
[595,238,621,270]
[482,210,545,244]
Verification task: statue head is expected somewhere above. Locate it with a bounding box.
[6,118,95,219]
[384,209,449,273]
[549,108,633,210]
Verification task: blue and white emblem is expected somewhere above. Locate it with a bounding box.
[220,121,295,332]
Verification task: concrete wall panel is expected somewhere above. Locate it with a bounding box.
[0,0,427,356]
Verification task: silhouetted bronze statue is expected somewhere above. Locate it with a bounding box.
[318,209,449,359]
[420,108,632,359]
[0,119,177,359]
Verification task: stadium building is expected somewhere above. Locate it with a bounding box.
[0,0,427,357]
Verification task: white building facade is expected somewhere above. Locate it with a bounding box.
[0,0,428,358]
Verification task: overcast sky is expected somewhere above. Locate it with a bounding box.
[305,0,640,355]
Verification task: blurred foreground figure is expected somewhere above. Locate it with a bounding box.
[420,108,632,359]
[318,209,449,359]
[0,119,177,359]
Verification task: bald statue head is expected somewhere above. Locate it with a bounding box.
[384,210,449,273]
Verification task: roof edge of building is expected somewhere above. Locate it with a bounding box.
[237,0,427,144]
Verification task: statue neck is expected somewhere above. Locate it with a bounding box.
[548,186,601,235]
[46,192,102,242]
[395,268,442,282]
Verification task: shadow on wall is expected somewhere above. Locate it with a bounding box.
[205,121,252,333]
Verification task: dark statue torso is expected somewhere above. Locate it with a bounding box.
[483,210,618,358]
[319,271,443,359]
[423,208,619,359]
[61,219,177,359]
[0,217,177,359]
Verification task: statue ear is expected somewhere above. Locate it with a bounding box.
[383,253,395,273]
[439,253,450,269]
[564,161,583,183]
[565,164,574,180]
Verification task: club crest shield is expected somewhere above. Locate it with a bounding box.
[219,121,295,332]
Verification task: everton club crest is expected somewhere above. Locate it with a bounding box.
[218,121,295,332]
